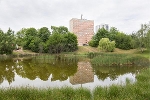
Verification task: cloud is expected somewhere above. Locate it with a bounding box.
[0,0,150,33]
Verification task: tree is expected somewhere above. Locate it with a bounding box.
[29,37,41,52]
[89,27,132,50]
[108,27,118,41]
[115,32,132,50]
[51,26,68,34]
[63,32,78,52]
[46,33,64,53]
[14,26,78,54]
[15,28,27,46]
[89,28,109,47]
[38,27,51,42]
[145,30,150,50]
[0,28,15,54]
[23,28,38,51]
[136,23,150,52]
[98,38,115,52]
[46,26,78,53]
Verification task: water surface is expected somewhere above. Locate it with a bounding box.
[0,57,147,90]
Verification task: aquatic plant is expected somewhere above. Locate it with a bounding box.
[91,53,150,66]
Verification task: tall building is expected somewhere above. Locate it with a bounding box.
[69,18,94,46]
[96,24,109,33]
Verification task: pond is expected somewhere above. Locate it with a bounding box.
[0,56,148,90]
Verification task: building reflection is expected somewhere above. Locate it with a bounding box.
[70,61,94,85]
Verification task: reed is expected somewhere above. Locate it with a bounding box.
[91,53,149,66]
[0,87,91,100]
[93,67,150,100]
[34,54,87,63]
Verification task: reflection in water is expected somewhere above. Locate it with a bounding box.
[0,59,15,84]
[92,65,147,81]
[0,58,78,85]
[0,57,148,89]
[70,61,94,85]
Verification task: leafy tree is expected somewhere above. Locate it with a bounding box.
[63,32,78,52]
[38,27,51,42]
[51,26,68,34]
[29,37,41,52]
[145,29,150,50]
[15,26,78,54]
[89,28,109,47]
[46,33,64,53]
[46,26,78,53]
[89,27,132,50]
[98,38,115,52]
[23,28,38,51]
[136,23,150,52]
[108,27,118,41]
[0,28,15,54]
[130,33,138,49]
[36,27,51,53]
[115,32,132,50]
[88,36,99,47]
[15,28,27,46]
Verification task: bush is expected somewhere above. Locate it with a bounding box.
[98,38,115,52]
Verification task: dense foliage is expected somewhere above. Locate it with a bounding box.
[0,28,15,54]
[89,27,132,50]
[16,26,78,53]
[0,22,149,54]
[115,32,131,50]
[89,23,150,51]
[98,38,115,52]
[132,23,150,51]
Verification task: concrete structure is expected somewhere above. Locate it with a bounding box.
[69,18,94,46]
[96,24,109,33]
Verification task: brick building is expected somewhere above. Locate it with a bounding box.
[69,18,94,46]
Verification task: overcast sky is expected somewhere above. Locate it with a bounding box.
[0,0,150,33]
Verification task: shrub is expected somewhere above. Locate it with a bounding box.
[98,38,115,52]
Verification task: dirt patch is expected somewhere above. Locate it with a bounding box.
[13,48,38,55]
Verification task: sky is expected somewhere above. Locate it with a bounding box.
[0,0,150,34]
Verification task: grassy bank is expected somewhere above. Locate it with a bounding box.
[90,53,150,66]
[135,50,150,59]
[93,68,150,100]
[0,67,149,100]
[0,87,91,100]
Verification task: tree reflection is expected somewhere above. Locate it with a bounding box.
[92,65,147,81]
[0,59,15,84]
[0,57,78,85]
[0,57,148,86]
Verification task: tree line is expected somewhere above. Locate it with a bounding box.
[0,22,149,54]
[0,26,78,54]
[89,22,150,52]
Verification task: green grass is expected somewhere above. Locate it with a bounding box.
[93,67,150,100]
[90,53,150,66]
[0,87,91,100]
[135,50,150,59]
[34,53,88,63]
[0,68,149,100]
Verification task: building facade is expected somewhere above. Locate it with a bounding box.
[95,24,109,33]
[69,18,94,46]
